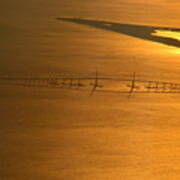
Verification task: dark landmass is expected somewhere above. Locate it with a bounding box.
[57,17,180,48]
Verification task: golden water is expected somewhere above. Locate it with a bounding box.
[0,0,180,179]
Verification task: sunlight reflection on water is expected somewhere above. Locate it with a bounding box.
[152,30,180,41]
[151,30,180,54]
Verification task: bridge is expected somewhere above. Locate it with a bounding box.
[1,72,180,96]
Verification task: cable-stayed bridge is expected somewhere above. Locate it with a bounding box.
[1,72,180,96]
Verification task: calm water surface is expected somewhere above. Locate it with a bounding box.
[0,0,180,179]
